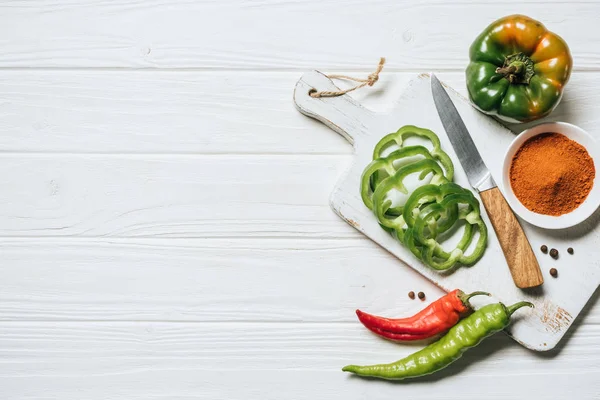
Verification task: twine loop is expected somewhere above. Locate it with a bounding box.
[309,57,386,98]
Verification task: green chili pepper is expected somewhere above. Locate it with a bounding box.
[342,301,533,380]
[373,125,454,181]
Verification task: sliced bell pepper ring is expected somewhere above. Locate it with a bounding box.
[412,205,473,270]
[410,192,488,270]
[358,126,488,272]
[402,183,466,228]
[372,125,454,181]
[369,145,437,194]
[360,145,441,212]
[404,223,475,270]
[403,203,465,264]
[371,159,448,231]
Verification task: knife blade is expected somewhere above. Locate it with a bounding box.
[430,74,494,192]
[430,73,543,289]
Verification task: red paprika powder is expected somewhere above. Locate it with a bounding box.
[510,132,595,216]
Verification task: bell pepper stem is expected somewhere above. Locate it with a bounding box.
[496,61,524,76]
[495,53,535,84]
[506,301,534,317]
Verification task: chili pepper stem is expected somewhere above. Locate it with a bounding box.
[459,291,490,304]
[506,301,534,317]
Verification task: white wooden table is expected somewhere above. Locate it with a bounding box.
[1,2,598,399]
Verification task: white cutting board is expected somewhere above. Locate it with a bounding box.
[294,71,600,351]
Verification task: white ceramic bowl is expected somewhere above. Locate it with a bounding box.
[502,122,600,230]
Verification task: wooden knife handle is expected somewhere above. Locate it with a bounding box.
[479,187,544,289]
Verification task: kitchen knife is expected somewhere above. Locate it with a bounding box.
[430,74,543,289]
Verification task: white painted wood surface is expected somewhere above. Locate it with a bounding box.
[0,1,599,398]
[294,72,599,351]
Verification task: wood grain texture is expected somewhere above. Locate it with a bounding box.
[1,0,600,69]
[0,321,599,400]
[0,71,354,154]
[0,71,599,154]
[0,155,354,238]
[1,237,599,324]
[480,187,544,288]
[1,0,600,397]
[295,71,374,145]
[0,237,443,322]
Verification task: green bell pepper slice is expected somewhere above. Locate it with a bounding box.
[371,159,447,231]
[402,183,465,228]
[358,125,488,272]
[373,125,454,181]
[402,184,487,270]
[360,145,443,212]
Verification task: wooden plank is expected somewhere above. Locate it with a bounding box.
[0,71,353,154]
[0,321,599,400]
[0,155,359,238]
[0,237,442,321]
[0,1,598,69]
[1,238,597,324]
[4,370,598,400]
[0,71,599,154]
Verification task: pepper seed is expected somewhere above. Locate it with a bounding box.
[550,268,558,278]
[417,292,425,300]
[550,248,559,259]
[567,247,574,255]
[408,291,415,300]
[540,245,548,253]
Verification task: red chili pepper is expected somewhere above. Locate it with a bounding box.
[356,289,490,341]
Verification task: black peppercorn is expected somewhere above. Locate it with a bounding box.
[408,291,415,300]
[550,268,558,277]
[550,248,559,259]
[417,292,425,300]
[540,245,548,253]
[567,247,574,255]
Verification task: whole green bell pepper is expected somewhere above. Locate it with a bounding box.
[466,15,572,122]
